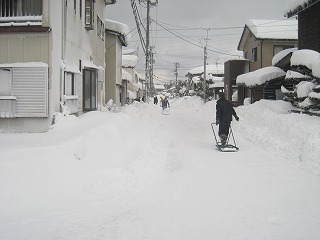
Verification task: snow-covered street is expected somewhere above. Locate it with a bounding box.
[1,97,320,240]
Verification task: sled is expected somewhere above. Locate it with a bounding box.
[162,107,170,115]
[210,123,239,152]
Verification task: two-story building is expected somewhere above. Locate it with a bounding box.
[105,19,130,107]
[0,0,116,132]
[236,19,298,104]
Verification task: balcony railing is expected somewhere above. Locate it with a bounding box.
[0,0,42,20]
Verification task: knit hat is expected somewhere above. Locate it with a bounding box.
[219,92,225,98]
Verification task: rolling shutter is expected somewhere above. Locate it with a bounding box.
[13,67,48,117]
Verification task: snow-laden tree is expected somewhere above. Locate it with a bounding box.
[282,50,320,110]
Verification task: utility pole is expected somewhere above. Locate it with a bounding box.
[203,29,209,103]
[174,62,180,85]
[139,0,158,100]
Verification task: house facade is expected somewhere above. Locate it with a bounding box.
[237,19,298,72]
[0,0,116,132]
[105,19,130,107]
[236,19,298,104]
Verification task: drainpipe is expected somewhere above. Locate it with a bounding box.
[60,0,68,104]
[260,40,263,69]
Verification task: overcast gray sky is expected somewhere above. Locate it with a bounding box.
[105,0,296,83]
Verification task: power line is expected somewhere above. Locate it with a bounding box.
[151,18,241,57]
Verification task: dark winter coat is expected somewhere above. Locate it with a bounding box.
[162,99,170,108]
[216,98,238,123]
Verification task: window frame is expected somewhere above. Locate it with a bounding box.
[85,0,94,30]
[97,15,105,40]
[0,68,13,96]
[64,72,76,96]
[252,47,257,62]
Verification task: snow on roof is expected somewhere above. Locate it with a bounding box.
[286,0,319,17]
[0,62,48,68]
[187,64,224,76]
[105,19,131,46]
[236,66,286,86]
[137,72,145,81]
[290,49,320,77]
[122,69,132,82]
[209,76,224,82]
[209,82,224,89]
[154,84,165,90]
[122,49,138,55]
[192,76,200,84]
[83,60,99,69]
[122,55,138,68]
[272,48,298,66]
[246,19,298,40]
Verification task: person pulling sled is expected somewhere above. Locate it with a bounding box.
[213,92,239,151]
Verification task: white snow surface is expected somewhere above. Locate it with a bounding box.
[122,69,132,82]
[291,49,320,78]
[285,70,310,80]
[1,97,320,240]
[122,54,138,68]
[246,19,298,40]
[296,81,316,98]
[272,47,297,66]
[236,66,286,86]
[105,19,130,45]
[187,64,224,76]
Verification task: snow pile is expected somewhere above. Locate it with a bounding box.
[272,48,297,66]
[291,49,320,78]
[236,66,286,86]
[234,99,320,174]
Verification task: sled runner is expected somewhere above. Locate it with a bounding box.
[210,123,239,152]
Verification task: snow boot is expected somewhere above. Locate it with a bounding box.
[220,134,227,146]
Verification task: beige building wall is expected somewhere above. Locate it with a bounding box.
[105,33,122,106]
[242,33,297,71]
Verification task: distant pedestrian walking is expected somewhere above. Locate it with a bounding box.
[161,96,170,114]
[216,92,239,145]
[154,96,158,105]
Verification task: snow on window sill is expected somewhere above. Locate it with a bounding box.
[63,95,78,101]
[0,96,17,100]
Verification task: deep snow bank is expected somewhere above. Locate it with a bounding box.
[234,100,320,174]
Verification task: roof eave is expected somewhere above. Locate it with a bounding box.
[286,0,320,17]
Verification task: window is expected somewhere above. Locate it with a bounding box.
[85,0,94,30]
[83,69,97,111]
[64,72,75,95]
[273,45,294,56]
[244,51,248,60]
[0,65,48,118]
[97,15,105,40]
[252,47,257,62]
[0,0,42,17]
[0,68,12,96]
